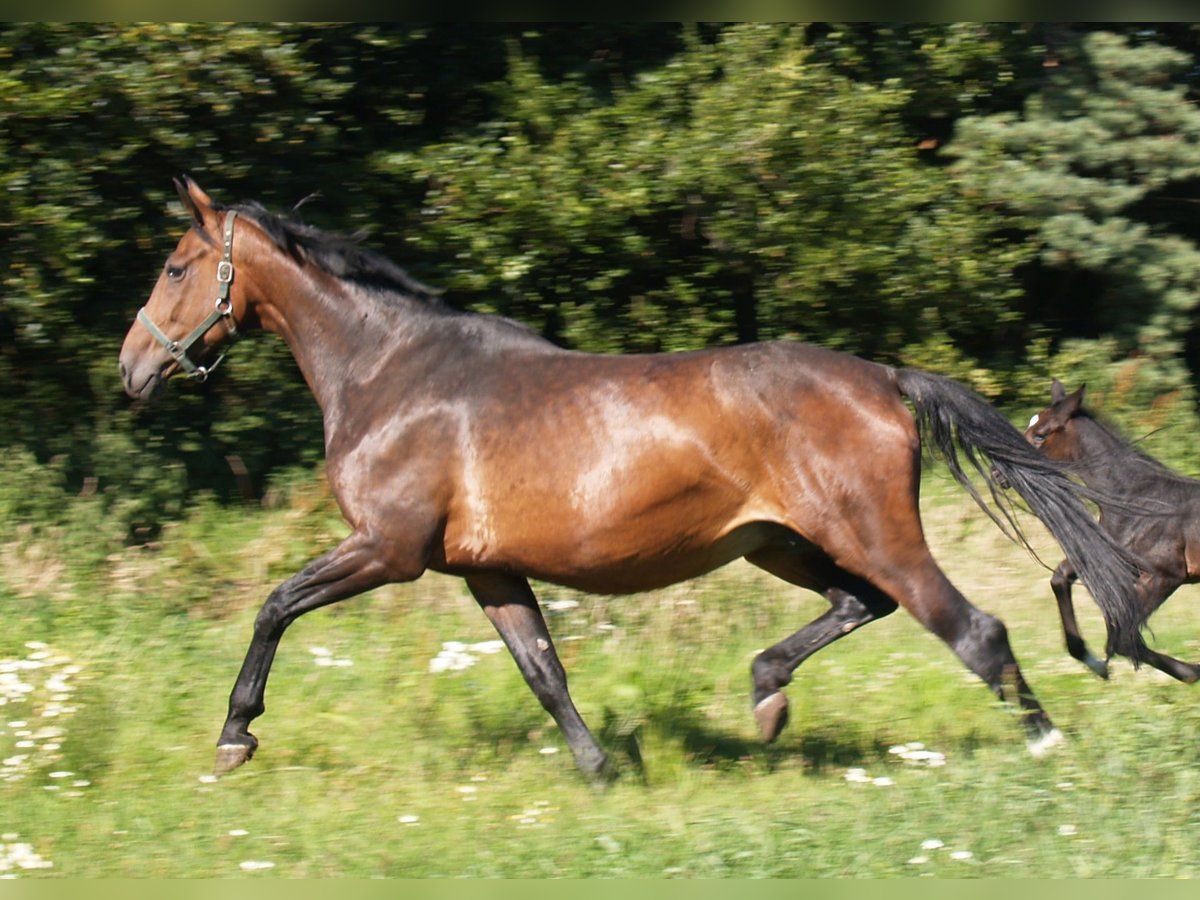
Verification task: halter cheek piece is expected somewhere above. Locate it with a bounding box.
[137,209,240,382]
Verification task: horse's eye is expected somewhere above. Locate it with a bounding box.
[166,264,187,281]
[1032,433,1046,446]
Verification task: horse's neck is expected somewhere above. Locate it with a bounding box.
[261,269,430,420]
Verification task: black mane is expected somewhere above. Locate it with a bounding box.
[217,199,444,304]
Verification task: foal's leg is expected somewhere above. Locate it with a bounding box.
[1136,643,1200,683]
[746,545,897,742]
[1056,566,1198,682]
[1051,560,1109,679]
[465,572,614,783]
[1130,575,1200,683]
[214,531,397,774]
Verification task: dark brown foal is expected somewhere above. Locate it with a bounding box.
[1026,380,1200,683]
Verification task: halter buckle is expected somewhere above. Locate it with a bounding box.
[216,260,234,284]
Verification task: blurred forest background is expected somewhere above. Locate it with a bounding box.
[6,22,1200,543]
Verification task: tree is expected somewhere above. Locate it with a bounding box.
[8,23,1200,535]
[947,30,1200,451]
[386,24,1028,379]
[0,23,426,530]
[0,22,691,531]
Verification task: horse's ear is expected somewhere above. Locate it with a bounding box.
[1050,378,1066,403]
[174,174,215,230]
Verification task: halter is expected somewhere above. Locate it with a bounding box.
[137,209,240,382]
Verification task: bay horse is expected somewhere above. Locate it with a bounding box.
[1025,379,1200,682]
[119,177,1144,781]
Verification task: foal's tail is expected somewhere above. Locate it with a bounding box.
[893,367,1144,661]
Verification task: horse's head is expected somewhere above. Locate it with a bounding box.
[119,176,252,401]
[1025,379,1087,461]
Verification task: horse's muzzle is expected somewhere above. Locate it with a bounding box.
[118,356,168,403]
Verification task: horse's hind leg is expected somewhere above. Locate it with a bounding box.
[900,561,1063,756]
[465,572,614,783]
[1137,644,1200,683]
[751,536,1061,755]
[745,544,898,743]
[1131,576,1200,683]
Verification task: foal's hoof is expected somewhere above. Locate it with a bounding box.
[1083,652,1110,680]
[754,691,790,744]
[214,742,256,775]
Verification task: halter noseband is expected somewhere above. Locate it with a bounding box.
[137,209,240,382]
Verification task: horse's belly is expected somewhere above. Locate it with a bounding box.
[437,404,787,590]
[441,496,779,594]
[532,521,777,593]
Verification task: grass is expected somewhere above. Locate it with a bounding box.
[3,470,1200,877]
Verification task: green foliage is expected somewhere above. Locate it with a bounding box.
[949,31,1200,418]
[4,23,1200,536]
[0,449,70,533]
[388,25,1027,360]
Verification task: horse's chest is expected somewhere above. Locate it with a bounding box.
[1185,535,1200,580]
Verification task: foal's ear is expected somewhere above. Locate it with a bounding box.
[1050,378,1066,403]
[174,175,216,231]
[1062,384,1086,417]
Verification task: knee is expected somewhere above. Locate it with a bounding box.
[253,590,290,636]
[527,660,572,713]
[1050,569,1073,593]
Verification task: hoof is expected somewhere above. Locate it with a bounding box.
[754,691,790,744]
[1083,652,1109,680]
[585,757,621,787]
[214,742,255,775]
[1027,727,1065,759]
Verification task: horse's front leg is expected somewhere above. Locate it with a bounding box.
[214,530,404,774]
[1051,560,1109,679]
[465,572,615,784]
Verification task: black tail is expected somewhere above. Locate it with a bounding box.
[894,367,1145,661]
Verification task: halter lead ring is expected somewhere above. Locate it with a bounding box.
[137,209,240,382]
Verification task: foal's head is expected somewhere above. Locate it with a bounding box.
[119,177,256,401]
[1024,379,1087,462]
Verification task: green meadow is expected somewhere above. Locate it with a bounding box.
[3,471,1199,878]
